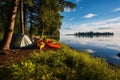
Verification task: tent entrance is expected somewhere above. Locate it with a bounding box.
[10,34,33,48]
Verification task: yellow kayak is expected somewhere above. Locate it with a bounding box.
[40,42,45,49]
[37,41,45,49]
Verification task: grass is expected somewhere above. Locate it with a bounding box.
[0,42,120,80]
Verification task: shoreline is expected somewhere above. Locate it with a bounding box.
[62,42,120,69]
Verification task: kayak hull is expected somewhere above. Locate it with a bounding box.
[36,39,60,49]
[47,43,61,49]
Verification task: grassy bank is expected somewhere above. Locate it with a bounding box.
[0,43,120,80]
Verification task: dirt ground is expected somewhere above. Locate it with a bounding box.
[0,45,46,68]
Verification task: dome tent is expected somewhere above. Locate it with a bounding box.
[10,33,33,48]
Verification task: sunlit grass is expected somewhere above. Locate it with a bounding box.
[0,42,120,80]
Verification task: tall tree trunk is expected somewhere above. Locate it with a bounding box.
[0,0,19,50]
[24,3,26,28]
[40,23,44,38]
[20,0,25,34]
[29,7,33,37]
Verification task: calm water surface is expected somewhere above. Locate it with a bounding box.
[60,34,120,66]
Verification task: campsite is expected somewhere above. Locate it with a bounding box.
[0,0,120,80]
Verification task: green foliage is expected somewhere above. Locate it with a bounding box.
[24,0,34,6]
[0,32,3,41]
[36,0,76,37]
[0,60,35,80]
[0,0,76,39]
[0,43,120,80]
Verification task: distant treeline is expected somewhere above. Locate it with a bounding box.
[74,31,114,37]
[74,31,114,35]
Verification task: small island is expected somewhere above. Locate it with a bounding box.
[73,31,114,37]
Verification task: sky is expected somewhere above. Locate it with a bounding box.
[60,0,120,34]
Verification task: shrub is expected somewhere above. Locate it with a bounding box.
[0,43,120,80]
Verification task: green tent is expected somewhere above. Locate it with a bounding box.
[10,34,33,48]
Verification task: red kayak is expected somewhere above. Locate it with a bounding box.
[47,43,61,49]
[45,39,53,43]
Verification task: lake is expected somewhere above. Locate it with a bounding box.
[60,34,120,66]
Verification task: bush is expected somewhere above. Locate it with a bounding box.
[0,43,120,80]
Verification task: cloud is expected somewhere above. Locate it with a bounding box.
[83,13,97,18]
[61,17,120,34]
[113,8,120,12]
[98,27,113,30]
[64,27,73,30]
[64,7,75,12]
[77,17,120,32]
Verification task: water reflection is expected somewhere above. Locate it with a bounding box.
[74,34,114,38]
[60,34,120,66]
[74,31,114,38]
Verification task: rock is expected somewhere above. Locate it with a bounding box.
[117,53,120,57]
[85,49,96,54]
